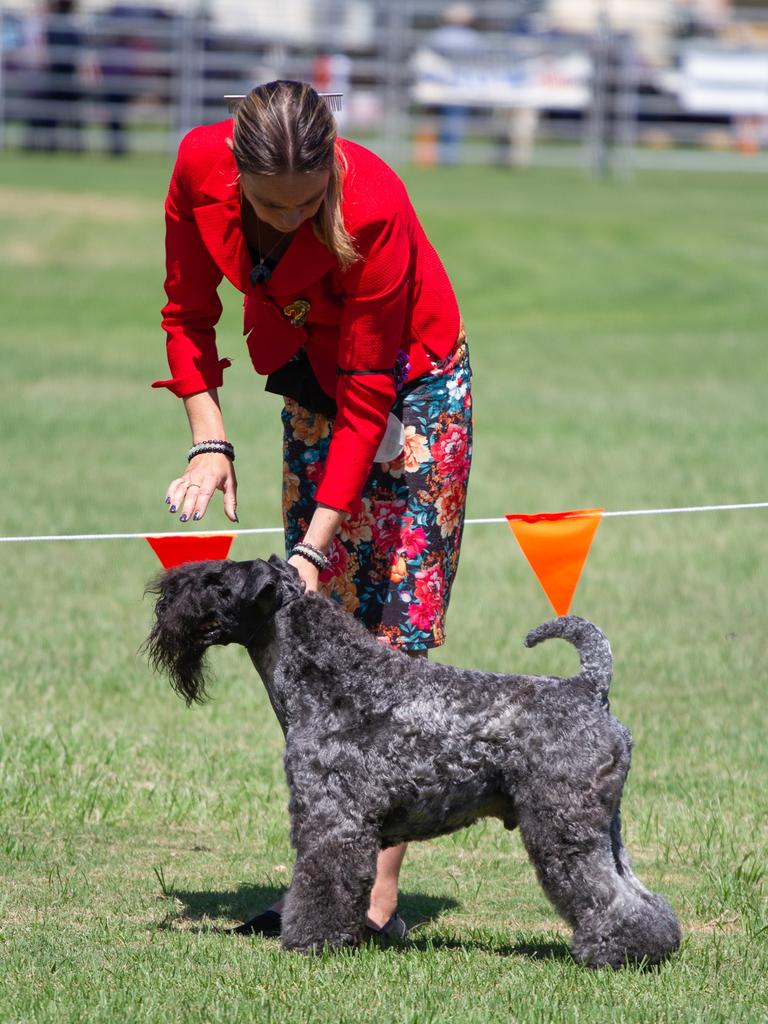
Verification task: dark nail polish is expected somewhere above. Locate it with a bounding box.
[193,512,201,521]
[234,513,240,523]
[169,505,177,513]
[179,514,188,522]
[165,497,171,505]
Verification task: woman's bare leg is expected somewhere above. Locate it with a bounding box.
[367,843,408,926]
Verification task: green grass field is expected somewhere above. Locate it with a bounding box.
[1,150,766,1023]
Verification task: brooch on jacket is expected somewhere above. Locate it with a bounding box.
[283,299,310,327]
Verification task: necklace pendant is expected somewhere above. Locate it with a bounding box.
[250,261,271,285]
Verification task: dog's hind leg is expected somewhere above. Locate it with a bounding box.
[514,750,680,968]
[280,808,380,954]
[596,809,682,967]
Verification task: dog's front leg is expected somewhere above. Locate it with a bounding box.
[280,823,379,954]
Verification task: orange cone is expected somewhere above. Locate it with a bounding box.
[146,534,234,570]
[506,509,604,616]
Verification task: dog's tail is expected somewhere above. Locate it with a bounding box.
[524,616,612,698]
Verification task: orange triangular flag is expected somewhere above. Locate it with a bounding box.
[146,534,235,570]
[505,509,604,616]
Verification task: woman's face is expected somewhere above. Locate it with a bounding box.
[240,170,331,233]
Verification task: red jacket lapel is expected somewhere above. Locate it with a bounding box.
[192,151,251,293]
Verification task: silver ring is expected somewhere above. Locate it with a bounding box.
[186,483,201,489]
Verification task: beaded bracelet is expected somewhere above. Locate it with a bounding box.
[297,540,330,566]
[188,440,235,462]
[290,542,330,572]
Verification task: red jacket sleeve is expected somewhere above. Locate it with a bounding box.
[152,143,230,397]
[315,211,410,512]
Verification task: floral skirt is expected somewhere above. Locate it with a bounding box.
[281,341,473,650]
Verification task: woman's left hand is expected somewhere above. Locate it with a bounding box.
[288,554,321,593]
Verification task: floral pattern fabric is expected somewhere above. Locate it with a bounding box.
[281,342,473,650]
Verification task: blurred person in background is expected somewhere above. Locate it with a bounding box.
[673,0,730,39]
[423,2,483,164]
[96,5,171,157]
[154,80,473,938]
[23,0,83,152]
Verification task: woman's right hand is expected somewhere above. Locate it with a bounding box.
[165,453,238,523]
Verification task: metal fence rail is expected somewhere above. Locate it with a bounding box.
[1,0,767,173]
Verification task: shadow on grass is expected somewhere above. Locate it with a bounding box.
[158,884,572,962]
[160,884,460,936]
[160,882,284,929]
[402,936,676,970]
[404,934,571,962]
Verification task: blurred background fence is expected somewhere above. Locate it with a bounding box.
[1,0,767,173]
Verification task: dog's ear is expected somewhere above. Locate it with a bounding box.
[267,553,293,573]
[240,558,287,617]
[265,554,305,597]
[239,556,304,615]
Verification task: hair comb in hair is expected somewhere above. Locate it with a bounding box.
[225,93,343,115]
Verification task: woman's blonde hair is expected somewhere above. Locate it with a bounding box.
[232,80,357,271]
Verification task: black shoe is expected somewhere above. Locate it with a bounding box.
[231,909,281,936]
[365,912,409,941]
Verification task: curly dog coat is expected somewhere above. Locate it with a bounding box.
[145,555,681,967]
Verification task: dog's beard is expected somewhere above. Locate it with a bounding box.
[144,581,224,705]
[143,568,235,705]
[144,617,212,705]
[146,626,210,708]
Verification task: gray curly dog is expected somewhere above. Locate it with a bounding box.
[145,555,681,967]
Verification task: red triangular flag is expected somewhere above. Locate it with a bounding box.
[505,509,604,616]
[146,534,235,570]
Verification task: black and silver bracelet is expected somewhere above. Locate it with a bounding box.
[187,440,235,462]
[290,541,330,572]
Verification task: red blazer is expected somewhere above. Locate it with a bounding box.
[153,119,460,512]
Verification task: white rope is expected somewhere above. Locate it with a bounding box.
[0,502,766,544]
[0,527,284,543]
[604,502,768,517]
[472,501,768,524]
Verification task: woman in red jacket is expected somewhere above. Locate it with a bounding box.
[155,80,472,938]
